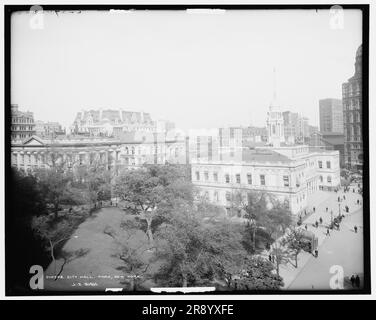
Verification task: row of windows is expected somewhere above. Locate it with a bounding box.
[319,175,332,183]
[12,117,34,124]
[11,125,35,131]
[11,133,32,139]
[195,172,291,187]
[318,160,331,169]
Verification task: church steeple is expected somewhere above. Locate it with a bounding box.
[270,67,280,109]
[267,67,285,146]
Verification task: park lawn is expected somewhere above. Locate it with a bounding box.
[44,207,162,292]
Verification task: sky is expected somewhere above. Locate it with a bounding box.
[11,9,362,131]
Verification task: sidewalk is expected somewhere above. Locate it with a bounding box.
[260,182,363,289]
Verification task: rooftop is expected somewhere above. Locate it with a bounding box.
[242,148,291,163]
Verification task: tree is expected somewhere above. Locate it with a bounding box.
[33,168,73,219]
[7,168,49,292]
[104,223,151,291]
[269,241,290,278]
[282,227,306,268]
[31,211,90,279]
[231,190,292,252]
[113,164,194,246]
[154,202,253,288]
[234,256,284,290]
[72,160,112,210]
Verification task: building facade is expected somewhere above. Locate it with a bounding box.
[309,132,345,168]
[191,104,341,215]
[11,133,189,173]
[342,44,363,170]
[11,104,36,142]
[191,145,340,215]
[319,98,343,133]
[70,109,156,137]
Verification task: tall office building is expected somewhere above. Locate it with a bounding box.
[11,104,36,142]
[342,44,362,170]
[319,98,343,133]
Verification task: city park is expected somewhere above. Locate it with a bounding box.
[8,158,363,293]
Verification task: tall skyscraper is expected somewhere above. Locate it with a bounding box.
[342,44,362,170]
[319,98,343,133]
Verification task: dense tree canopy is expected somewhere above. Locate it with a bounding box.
[153,201,283,290]
[113,164,194,244]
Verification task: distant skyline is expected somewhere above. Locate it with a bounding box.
[11,9,362,131]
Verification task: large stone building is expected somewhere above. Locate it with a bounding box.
[309,132,345,168]
[11,104,36,142]
[342,44,363,170]
[191,145,340,215]
[11,131,189,173]
[70,109,156,137]
[319,98,343,133]
[191,99,341,215]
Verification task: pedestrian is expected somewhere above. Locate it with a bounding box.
[326,207,328,212]
[353,188,355,193]
[355,275,360,288]
[350,275,355,288]
[326,228,330,236]
[315,249,318,258]
[315,221,318,228]
[338,196,340,202]
[319,217,323,224]
[354,225,358,233]
[305,224,308,231]
[268,254,272,262]
[343,195,346,200]
[313,207,315,212]
[357,199,360,205]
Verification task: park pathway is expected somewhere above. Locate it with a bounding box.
[44,207,142,291]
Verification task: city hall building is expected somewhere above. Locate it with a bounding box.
[191,102,341,215]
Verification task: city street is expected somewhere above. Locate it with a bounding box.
[288,207,363,290]
[269,182,364,290]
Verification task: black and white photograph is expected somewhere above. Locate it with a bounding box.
[3,3,370,297]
